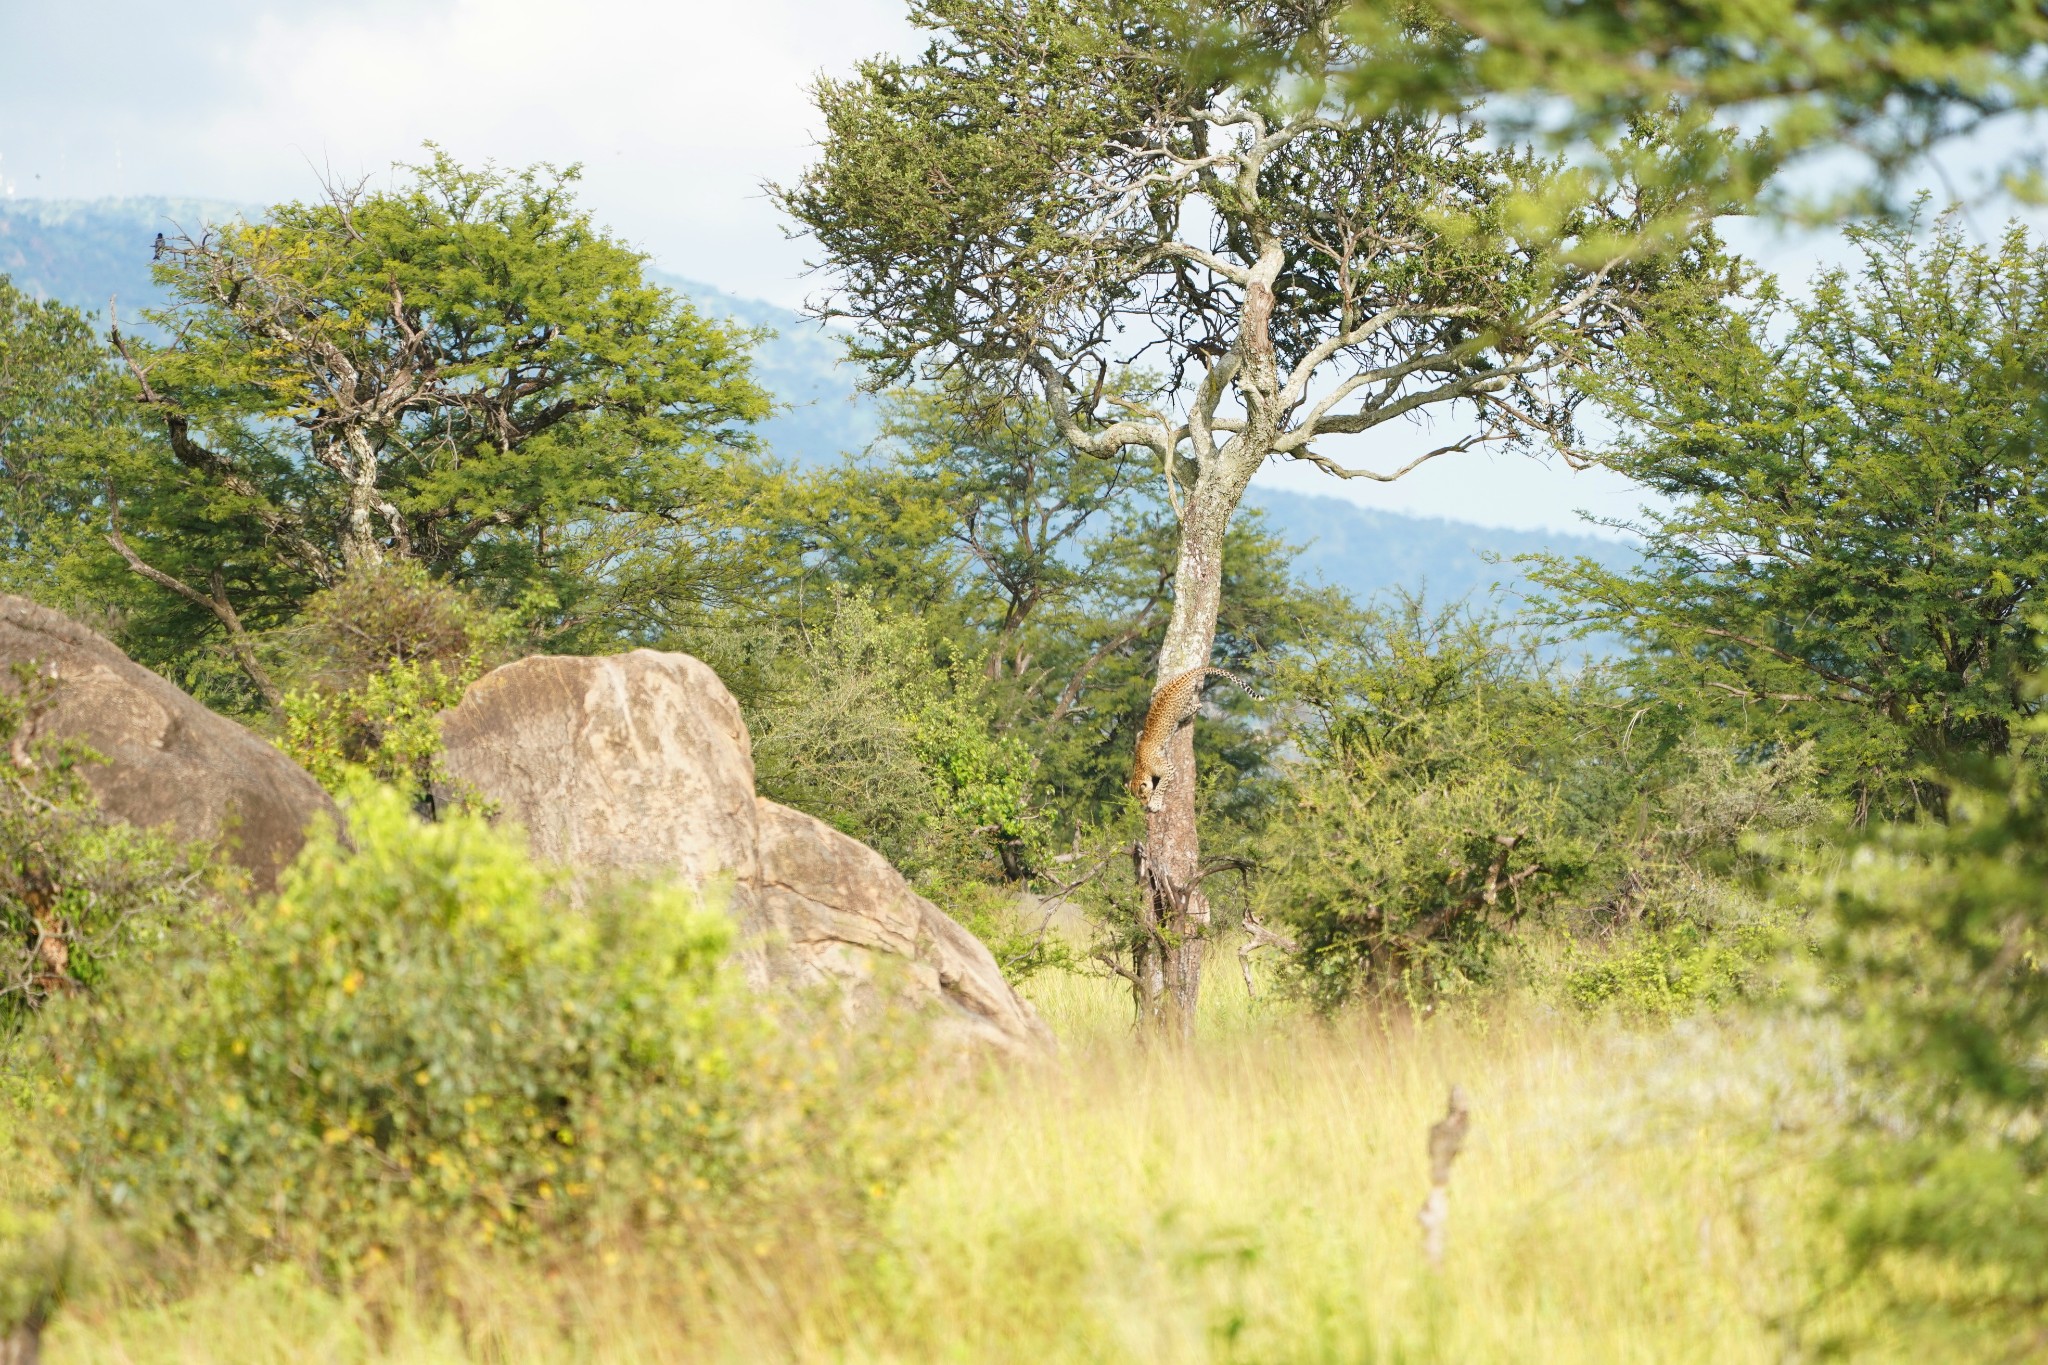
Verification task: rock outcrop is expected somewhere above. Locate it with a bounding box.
[440,650,1054,1056]
[0,595,335,892]
[0,607,1049,1055]
[436,652,760,889]
[753,798,1055,1054]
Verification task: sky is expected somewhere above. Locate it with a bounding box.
[1,1,2037,536]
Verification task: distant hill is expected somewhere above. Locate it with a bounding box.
[645,270,883,466]
[1245,486,1635,613]
[0,196,1636,615]
[0,196,248,327]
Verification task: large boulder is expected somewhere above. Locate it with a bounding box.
[0,595,335,893]
[438,652,760,888]
[753,798,1056,1056]
[440,650,1054,1057]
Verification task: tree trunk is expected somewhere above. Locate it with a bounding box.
[339,426,387,572]
[1136,453,1260,1043]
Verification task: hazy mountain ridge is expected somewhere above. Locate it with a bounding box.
[0,196,1636,612]
[647,270,885,466]
[0,196,251,326]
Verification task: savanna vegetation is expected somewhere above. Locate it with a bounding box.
[3,0,2048,1359]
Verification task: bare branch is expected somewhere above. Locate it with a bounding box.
[106,492,283,713]
[1284,430,1506,482]
[1029,356,1173,460]
[1236,910,1297,1000]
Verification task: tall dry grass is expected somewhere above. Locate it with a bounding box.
[42,965,1900,1364]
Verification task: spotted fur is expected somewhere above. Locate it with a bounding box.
[1127,666,1261,812]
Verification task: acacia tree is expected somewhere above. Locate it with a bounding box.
[779,0,1727,1037]
[1532,212,2048,820]
[101,151,768,705]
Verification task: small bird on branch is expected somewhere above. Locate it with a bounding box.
[152,232,166,261]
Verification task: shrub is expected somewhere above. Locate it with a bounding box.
[749,591,943,866]
[940,882,1074,986]
[1256,604,1628,1008]
[0,665,221,1029]
[1262,759,1590,1008]
[277,564,526,803]
[1586,738,1824,932]
[282,656,472,800]
[750,590,1049,886]
[1256,600,1832,1011]
[908,685,1052,882]
[1555,918,1789,1017]
[45,785,930,1276]
[1533,739,1821,1018]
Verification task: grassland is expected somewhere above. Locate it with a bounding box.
[26,955,1929,1365]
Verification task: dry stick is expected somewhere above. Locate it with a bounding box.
[1236,910,1296,999]
[1418,1085,1472,1269]
[1,1310,46,1365]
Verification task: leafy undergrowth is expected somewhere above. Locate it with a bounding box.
[23,964,1984,1363]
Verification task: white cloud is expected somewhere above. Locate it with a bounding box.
[1,0,913,302]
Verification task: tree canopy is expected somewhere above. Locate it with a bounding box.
[1534,210,2048,816]
[0,278,123,601]
[85,152,770,701]
[1305,1,2048,220]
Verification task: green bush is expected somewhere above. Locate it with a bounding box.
[1555,918,1789,1017]
[750,590,1049,887]
[277,564,527,803]
[940,882,1074,986]
[1256,604,1625,1008]
[45,785,929,1276]
[907,684,1052,882]
[1255,600,1832,1011]
[1546,740,1821,1018]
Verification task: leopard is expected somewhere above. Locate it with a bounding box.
[1127,665,1260,812]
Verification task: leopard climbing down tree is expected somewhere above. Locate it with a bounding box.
[1127,666,1261,813]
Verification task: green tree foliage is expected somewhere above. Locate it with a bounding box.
[0,281,126,611]
[0,667,221,1030]
[1533,212,2048,816]
[1816,754,2048,1340]
[864,382,1164,681]
[59,152,769,705]
[46,786,928,1276]
[1310,1,2048,220]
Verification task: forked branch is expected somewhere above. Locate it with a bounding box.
[106,490,283,713]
